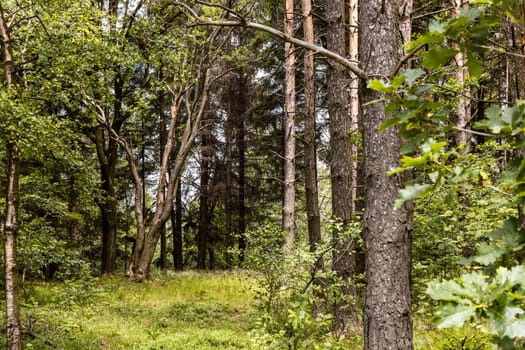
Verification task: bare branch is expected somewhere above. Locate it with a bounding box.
[173,1,369,80]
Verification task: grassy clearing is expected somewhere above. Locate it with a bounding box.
[0,271,496,349]
[4,271,258,350]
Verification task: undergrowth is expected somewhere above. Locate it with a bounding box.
[1,271,256,349]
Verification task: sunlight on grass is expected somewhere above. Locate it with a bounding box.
[6,271,257,349]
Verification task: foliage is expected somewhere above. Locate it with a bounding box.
[0,272,255,349]
[245,222,360,349]
[415,324,494,350]
[369,1,525,348]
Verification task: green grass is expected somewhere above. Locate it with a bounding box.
[7,271,258,349]
[0,271,498,349]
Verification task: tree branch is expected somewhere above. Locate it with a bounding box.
[173,1,369,80]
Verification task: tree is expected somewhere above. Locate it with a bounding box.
[451,0,472,151]
[301,0,321,252]
[325,0,356,331]
[0,4,23,348]
[360,0,413,348]
[283,0,296,247]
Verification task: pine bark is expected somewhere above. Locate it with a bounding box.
[326,0,357,332]
[360,0,413,349]
[282,0,296,246]
[301,0,321,251]
[349,0,360,218]
[0,4,23,348]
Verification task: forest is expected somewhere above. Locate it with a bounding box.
[1,0,525,349]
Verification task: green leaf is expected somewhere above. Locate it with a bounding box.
[403,68,426,85]
[435,304,476,329]
[476,105,506,133]
[474,243,505,265]
[428,20,446,33]
[422,46,457,69]
[367,79,392,93]
[395,183,431,208]
[426,280,464,302]
[467,52,483,78]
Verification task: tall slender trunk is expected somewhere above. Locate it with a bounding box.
[0,5,22,348]
[225,85,234,267]
[451,0,471,151]
[326,0,356,332]
[3,143,22,350]
[198,122,212,270]
[97,72,126,274]
[236,72,247,264]
[360,0,413,349]
[301,0,321,251]
[96,126,119,274]
[171,177,184,270]
[504,12,525,228]
[158,69,168,272]
[349,0,360,217]
[283,0,296,247]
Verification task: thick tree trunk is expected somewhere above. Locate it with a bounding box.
[360,0,413,349]
[283,0,296,247]
[1,6,23,348]
[302,0,321,251]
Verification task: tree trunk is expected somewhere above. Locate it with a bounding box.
[171,178,183,271]
[283,0,296,247]
[236,73,248,264]
[302,0,321,251]
[95,125,119,274]
[3,143,22,350]
[225,86,234,267]
[326,0,356,332]
[504,13,525,228]
[349,0,360,218]
[451,0,471,151]
[158,71,168,272]
[360,0,413,349]
[197,122,212,270]
[0,5,22,348]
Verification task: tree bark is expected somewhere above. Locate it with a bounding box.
[127,62,213,279]
[171,178,184,271]
[349,0,360,218]
[451,0,471,151]
[360,0,413,349]
[0,4,23,348]
[326,0,356,332]
[95,125,119,274]
[3,143,22,350]
[283,0,296,247]
[225,82,234,267]
[302,0,321,251]
[197,120,212,270]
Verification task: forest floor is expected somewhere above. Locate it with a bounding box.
[0,270,494,349]
[6,271,257,349]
